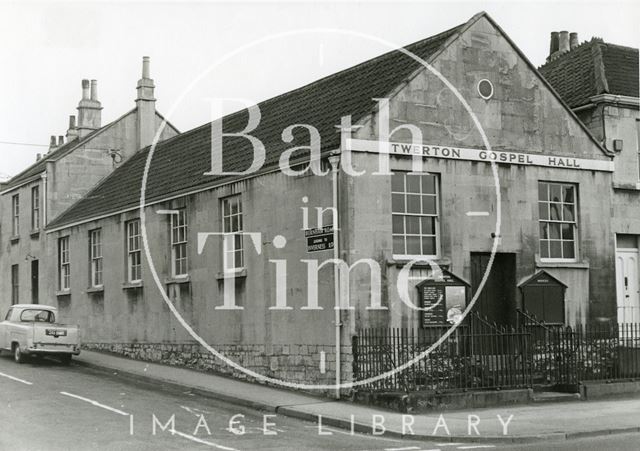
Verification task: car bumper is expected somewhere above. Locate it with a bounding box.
[25,347,81,356]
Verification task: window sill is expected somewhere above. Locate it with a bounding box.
[30,230,40,238]
[388,256,450,268]
[86,286,104,293]
[122,281,143,290]
[535,256,589,269]
[613,182,640,191]
[56,290,71,297]
[216,268,247,280]
[10,235,19,243]
[165,275,191,285]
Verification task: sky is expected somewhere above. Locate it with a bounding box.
[0,0,638,179]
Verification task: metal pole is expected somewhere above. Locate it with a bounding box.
[328,152,342,400]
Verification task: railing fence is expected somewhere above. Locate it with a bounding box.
[353,310,640,393]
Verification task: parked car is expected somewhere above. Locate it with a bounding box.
[0,304,80,364]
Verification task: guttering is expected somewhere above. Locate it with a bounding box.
[41,172,47,225]
[573,94,640,113]
[589,94,640,108]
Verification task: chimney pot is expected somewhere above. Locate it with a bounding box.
[570,32,579,50]
[559,31,570,53]
[142,56,150,79]
[36,153,42,161]
[58,136,64,146]
[50,135,57,147]
[549,31,560,56]
[69,115,76,129]
[90,79,98,101]
[82,79,90,100]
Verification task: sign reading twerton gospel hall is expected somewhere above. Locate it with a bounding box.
[346,139,615,172]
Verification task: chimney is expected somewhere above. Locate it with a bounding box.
[49,135,57,151]
[559,31,570,53]
[82,79,90,100]
[77,78,102,137]
[570,32,579,50]
[66,115,78,142]
[36,153,42,161]
[549,31,559,56]
[136,56,157,151]
[58,136,64,146]
[90,79,98,101]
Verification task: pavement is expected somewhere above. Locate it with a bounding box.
[1,352,437,451]
[74,350,640,444]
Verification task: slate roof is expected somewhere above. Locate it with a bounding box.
[539,39,639,108]
[47,20,465,229]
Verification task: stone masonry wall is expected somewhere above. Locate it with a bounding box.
[83,342,354,397]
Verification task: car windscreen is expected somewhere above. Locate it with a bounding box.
[20,309,56,323]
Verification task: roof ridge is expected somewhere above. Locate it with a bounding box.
[128,22,467,157]
[591,39,610,94]
[600,41,639,52]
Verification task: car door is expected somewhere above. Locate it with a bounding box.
[0,308,13,350]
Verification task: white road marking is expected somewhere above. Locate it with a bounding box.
[457,446,495,450]
[466,211,490,216]
[171,429,237,450]
[320,351,326,374]
[59,391,129,416]
[385,447,421,451]
[435,444,464,447]
[304,425,402,443]
[0,371,33,385]
[180,405,202,416]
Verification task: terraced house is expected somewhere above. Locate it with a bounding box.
[0,58,179,311]
[23,12,633,392]
[539,33,640,326]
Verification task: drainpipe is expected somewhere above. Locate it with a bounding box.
[328,151,342,400]
[41,172,47,225]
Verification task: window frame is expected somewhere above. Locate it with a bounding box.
[126,219,142,283]
[538,181,579,262]
[89,229,103,288]
[58,236,71,291]
[170,209,188,278]
[636,118,640,182]
[391,171,441,260]
[11,194,19,236]
[11,264,19,305]
[221,195,244,273]
[31,185,40,231]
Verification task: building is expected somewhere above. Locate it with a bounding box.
[0,58,179,310]
[32,11,625,391]
[539,33,640,324]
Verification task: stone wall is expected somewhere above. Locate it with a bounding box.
[83,342,353,396]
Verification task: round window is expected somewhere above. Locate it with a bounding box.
[477,79,494,100]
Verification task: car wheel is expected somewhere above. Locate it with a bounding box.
[13,345,25,364]
[60,354,72,365]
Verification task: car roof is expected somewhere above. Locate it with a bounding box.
[10,304,57,310]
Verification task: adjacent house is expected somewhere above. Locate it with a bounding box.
[0,58,179,311]
[539,33,640,324]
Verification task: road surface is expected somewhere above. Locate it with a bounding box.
[0,353,638,450]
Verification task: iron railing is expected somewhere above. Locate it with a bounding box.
[354,311,640,393]
[353,312,533,392]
